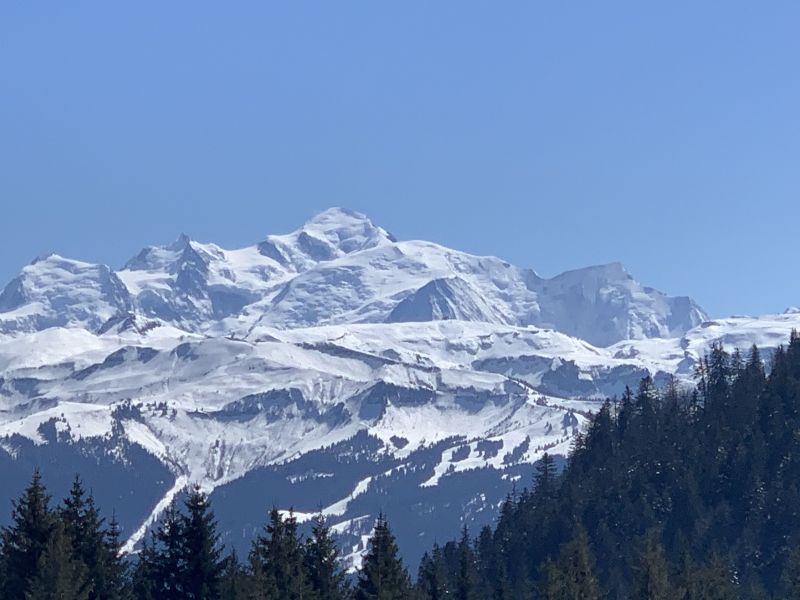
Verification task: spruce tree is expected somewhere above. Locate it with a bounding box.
[0,470,58,600]
[686,553,737,600]
[152,502,185,598]
[25,521,90,600]
[539,525,600,600]
[131,535,157,600]
[180,486,224,600]
[355,514,412,600]
[249,508,309,599]
[103,513,131,600]
[784,546,800,599]
[416,545,447,600]
[220,549,248,600]
[60,477,110,600]
[630,529,676,600]
[305,513,349,600]
[454,527,478,600]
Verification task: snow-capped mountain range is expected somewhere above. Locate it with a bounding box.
[0,207,795,567]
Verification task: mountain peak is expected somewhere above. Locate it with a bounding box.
[257,208,397,269]
[552,262,631,282]
[304,206,368,225]
[300,207,397,250]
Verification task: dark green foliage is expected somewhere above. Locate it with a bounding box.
[417,545,447,600]
[454,527,478,600]
[150,502,185,597]
[104,513,132,600]
[219,549,248,600]
[0,469,57,599]
[131,536,157,600]
[355,514,412,600]
[304,513,350,600]
[60,476,120,600]
[180,486,224,600]
[630,529,677,600]
[249,508,311,599]
[784,546,800,599]
[686,552,738,600]
[25,521,90,600]
[539,525,600,600]
[417,336,800,598]
[0,471,364,600]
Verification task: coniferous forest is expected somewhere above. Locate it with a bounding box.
[4,336,800,598]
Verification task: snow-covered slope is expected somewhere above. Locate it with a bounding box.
[1,208,707,346]
[0,207,791,567]
[0,255,132,335]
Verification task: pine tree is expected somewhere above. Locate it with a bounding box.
[249,508,309,599]
[103,513,131,600]
[454,527,478,600]
[131,535,157,600]
[219,549,248,600]
[416,545,447,600]
[180,486,224,600]
[0,470,58,600]
[305,513,349,600]
[152,502,185,598]
[533,453,558,504]
[783,546,800,599]
[60,477,110,600]
[687,553,737,600]
[539,525,600,600]
[25,521,90,600]
[630,529,676,600]
[355,514,412,600]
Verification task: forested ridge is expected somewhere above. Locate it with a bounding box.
[418,334,800,599]
[4,335,800,598]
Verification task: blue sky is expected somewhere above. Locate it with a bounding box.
[1,2,799,318]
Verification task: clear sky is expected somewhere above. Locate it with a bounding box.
[1,2,799,318]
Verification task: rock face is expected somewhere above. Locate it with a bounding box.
[2,206,781,568]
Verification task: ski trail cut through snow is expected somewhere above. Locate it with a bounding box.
[122,474,188,554]
[323,476,373,518]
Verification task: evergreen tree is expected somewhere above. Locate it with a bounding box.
[539,525,600,600]
[416,546,447,600]
[60,477,111,600]
[630,529,677,600]
[355,514,412,600]
[688,553,738,600]
[151,502,185,598]
[25,521,90,600]
[103,513,131,600]
[0,470,58,600]
[219,549,248,600]
[131,535,157,600]
[533,453,558,504]
[304,513,349,600]
[454,527,478,600]
[180,486,224,600]
[249,508,309,599]
[783,546,800,599]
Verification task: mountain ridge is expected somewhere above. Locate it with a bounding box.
[0,208,707,347]
[0,207,792,568]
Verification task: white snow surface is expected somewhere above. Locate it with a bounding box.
[0,207,796,547]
